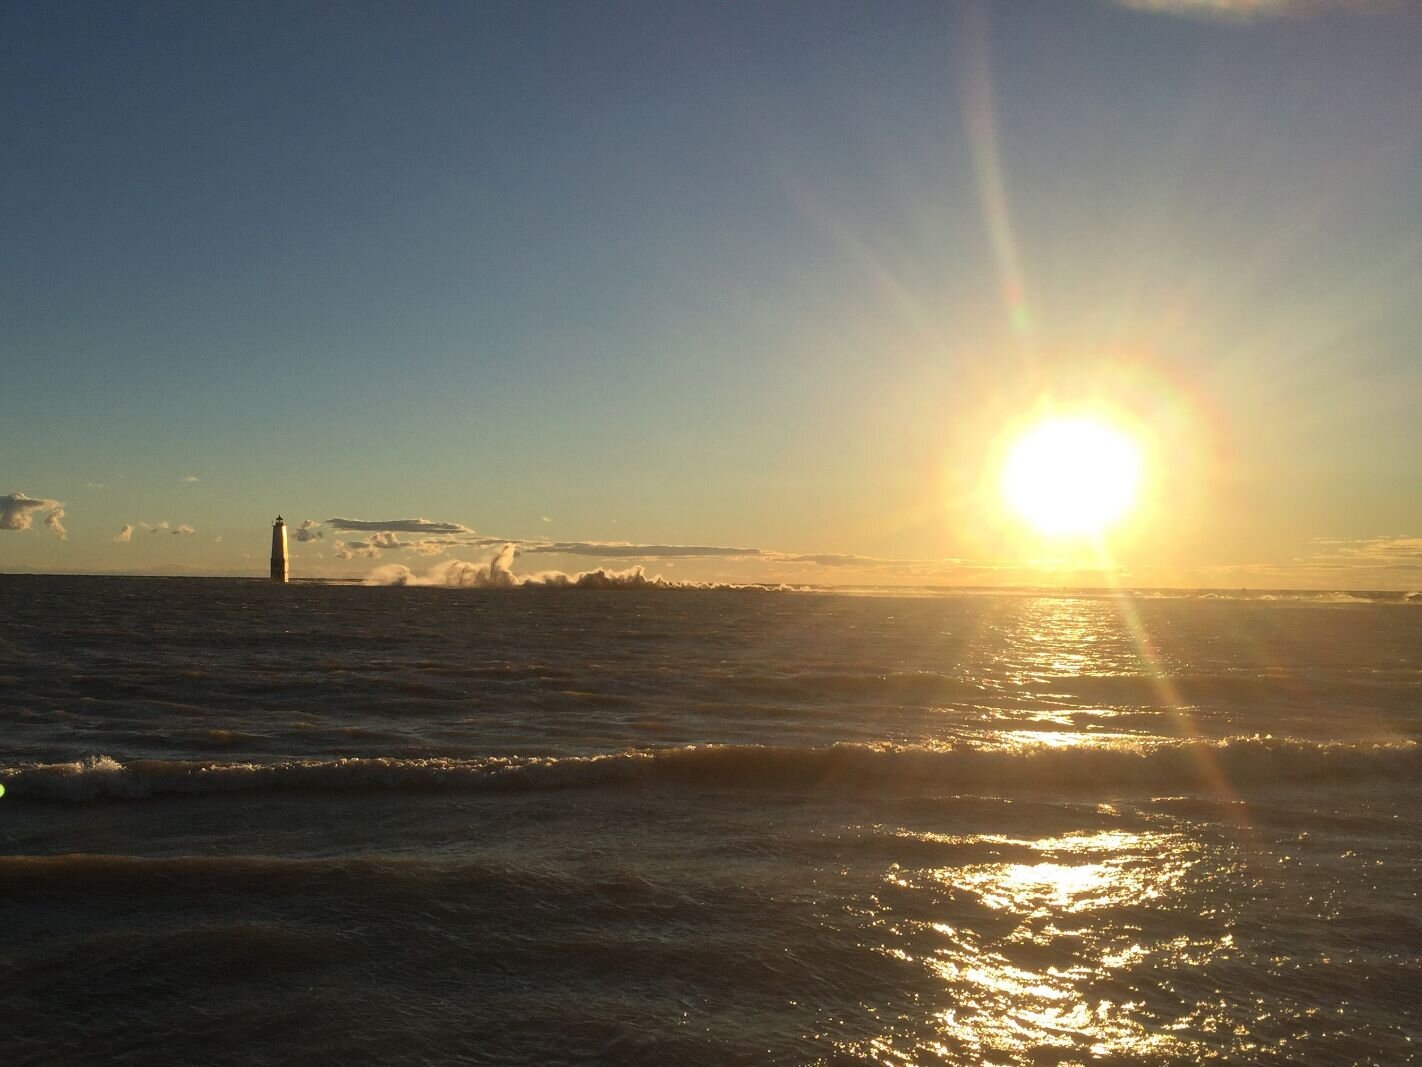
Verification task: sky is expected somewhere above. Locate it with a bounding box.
[3,0,1420,588]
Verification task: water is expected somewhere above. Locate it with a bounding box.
[1,575,1418,1064]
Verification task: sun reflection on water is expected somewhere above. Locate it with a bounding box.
[825,590,1267,1061]
[842,826,1231,1064]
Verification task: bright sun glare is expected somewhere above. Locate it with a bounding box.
[1001,418,1143,538]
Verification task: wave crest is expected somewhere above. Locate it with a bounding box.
[4,738,1417,802]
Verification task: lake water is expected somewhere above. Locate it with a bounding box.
[2,575,1418,1063]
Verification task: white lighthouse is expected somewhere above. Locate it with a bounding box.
[270,515,289,583]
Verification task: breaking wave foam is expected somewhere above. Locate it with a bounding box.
[364,543,779,590]
[5,738,1418,801]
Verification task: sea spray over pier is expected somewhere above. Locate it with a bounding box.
[363,542,779,590]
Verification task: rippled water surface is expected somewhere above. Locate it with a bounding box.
[2,575,1419,1063]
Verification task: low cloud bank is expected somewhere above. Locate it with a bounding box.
[364,544,772,591]
[1,492,66,539]
[325,516,769,563]
[328,517,472,535]
[132,520,195,535]
[333,540,380,560]
[323,510,994,578]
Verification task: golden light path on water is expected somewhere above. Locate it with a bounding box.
[832,596,1259,1063]
[844,826,1232,1064]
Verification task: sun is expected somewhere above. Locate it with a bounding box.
[1000,418,1143,538]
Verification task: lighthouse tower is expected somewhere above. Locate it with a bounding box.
[270,515,289,583]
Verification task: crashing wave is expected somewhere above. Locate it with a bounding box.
[4,737,1417,801]
[364,544,781,590]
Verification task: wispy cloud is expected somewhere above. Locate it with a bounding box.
[777,553,914,568]
[180,475,200,483]
[137,520,195,535]
[520,541,766,559]
[316,514,509,559]
[1115,0,1378,20]
[327,517,472,535]
[406,538,461,556]
[1,492,66,539]
[341,531,405,555]
[1194,535,1422,589]
[333,539,382,560]
[114,524,134,543]
[1302,536,1422,570]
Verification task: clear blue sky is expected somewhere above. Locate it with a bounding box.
[4,0,1420,586]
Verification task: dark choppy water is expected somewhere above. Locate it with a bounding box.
[1,575,1419,1064]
